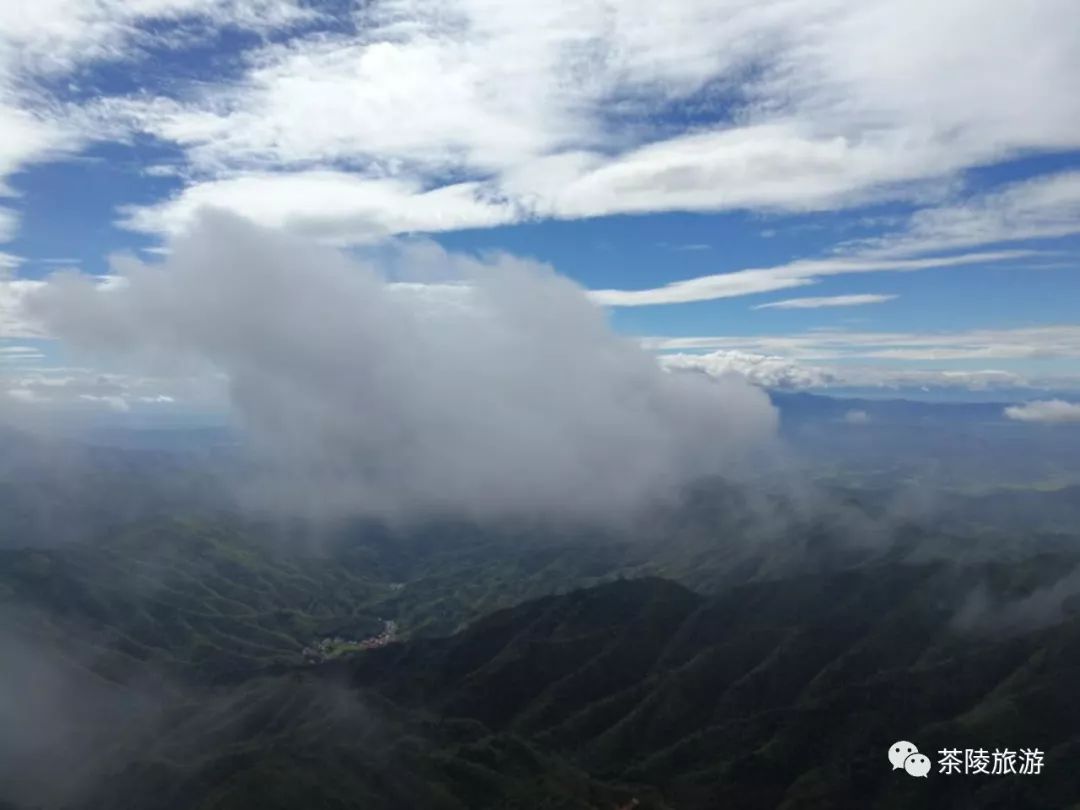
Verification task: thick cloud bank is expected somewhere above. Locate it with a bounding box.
[30,212,776,521]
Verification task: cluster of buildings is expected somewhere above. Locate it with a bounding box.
[301,620,398,663]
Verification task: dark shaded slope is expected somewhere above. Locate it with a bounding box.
[346,577,701,726]
[347,563,1080,809]
[71,675,655,810]
[13,561,1080,810]
[0,518,388,684]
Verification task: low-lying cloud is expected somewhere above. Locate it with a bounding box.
[953,565,1080,634]
[1004,399,1080,424]
[27,211,777,523]
[842,409,870,425]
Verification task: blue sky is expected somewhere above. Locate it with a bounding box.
[1,0,1080,421]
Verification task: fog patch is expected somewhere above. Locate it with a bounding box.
[952,565,1080,634]
[842,409,870,425]
[0,622,172,809]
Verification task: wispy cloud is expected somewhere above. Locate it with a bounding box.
[70,1,1080,243]
[754,294,896,310]
[853,170,1080,257]
[119,171,523,244]
[588,250,1026,307]
[646,325,1080,363]
[1,366,219,413]
[0,345,44,361]
[657,242,712,252]
[0,0,1075,411]
[0,0,316,241]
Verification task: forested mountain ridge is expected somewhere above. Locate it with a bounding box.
[9,558,1078,810]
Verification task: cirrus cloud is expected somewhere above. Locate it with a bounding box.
[87,0,1080,244]
[753,294,896,311]
[589,250,1026,307]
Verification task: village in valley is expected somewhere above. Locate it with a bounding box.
[302,619,398,664]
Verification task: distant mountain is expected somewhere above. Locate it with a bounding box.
[770,392,1080,493]
[770,391,1014,426]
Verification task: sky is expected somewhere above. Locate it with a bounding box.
[1,0,1079,422]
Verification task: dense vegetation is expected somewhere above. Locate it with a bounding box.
[3,421,1080,809]
[3,501,1080,808]
[9,562,1078,810]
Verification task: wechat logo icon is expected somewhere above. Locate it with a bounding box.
[889,740,930,777]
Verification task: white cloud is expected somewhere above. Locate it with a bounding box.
[857,170,1080,257]
[1,275,139,340]
[661,350,836,389]
[0,0,312,77]
[0,104,82,203]
[754,294,896,310]
[6,388,40,404]
[120,172,522,243]
[26,211,779,521]
[94,0,1080,242]
[0,281,48,338]
[1004,400,1080,424]
[660,349,1037,391]
[0,345,45,362]
[646,325,1080,363]
[0,366,219,413]
[0,1,1075,415]
[103,25,572,176]
[510,125,954,222]
[588,250,1025,307]
[0,0,316,240]
[842,409,870,424]
[115,125,960,244]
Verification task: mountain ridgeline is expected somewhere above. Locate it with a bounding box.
[4,529,1080,808]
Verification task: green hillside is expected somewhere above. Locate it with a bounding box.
[8,557,1079,810]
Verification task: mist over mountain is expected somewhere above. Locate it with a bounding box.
[6,297,1059,789]
[3,1,1080,807]
[1,401,1079,809]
